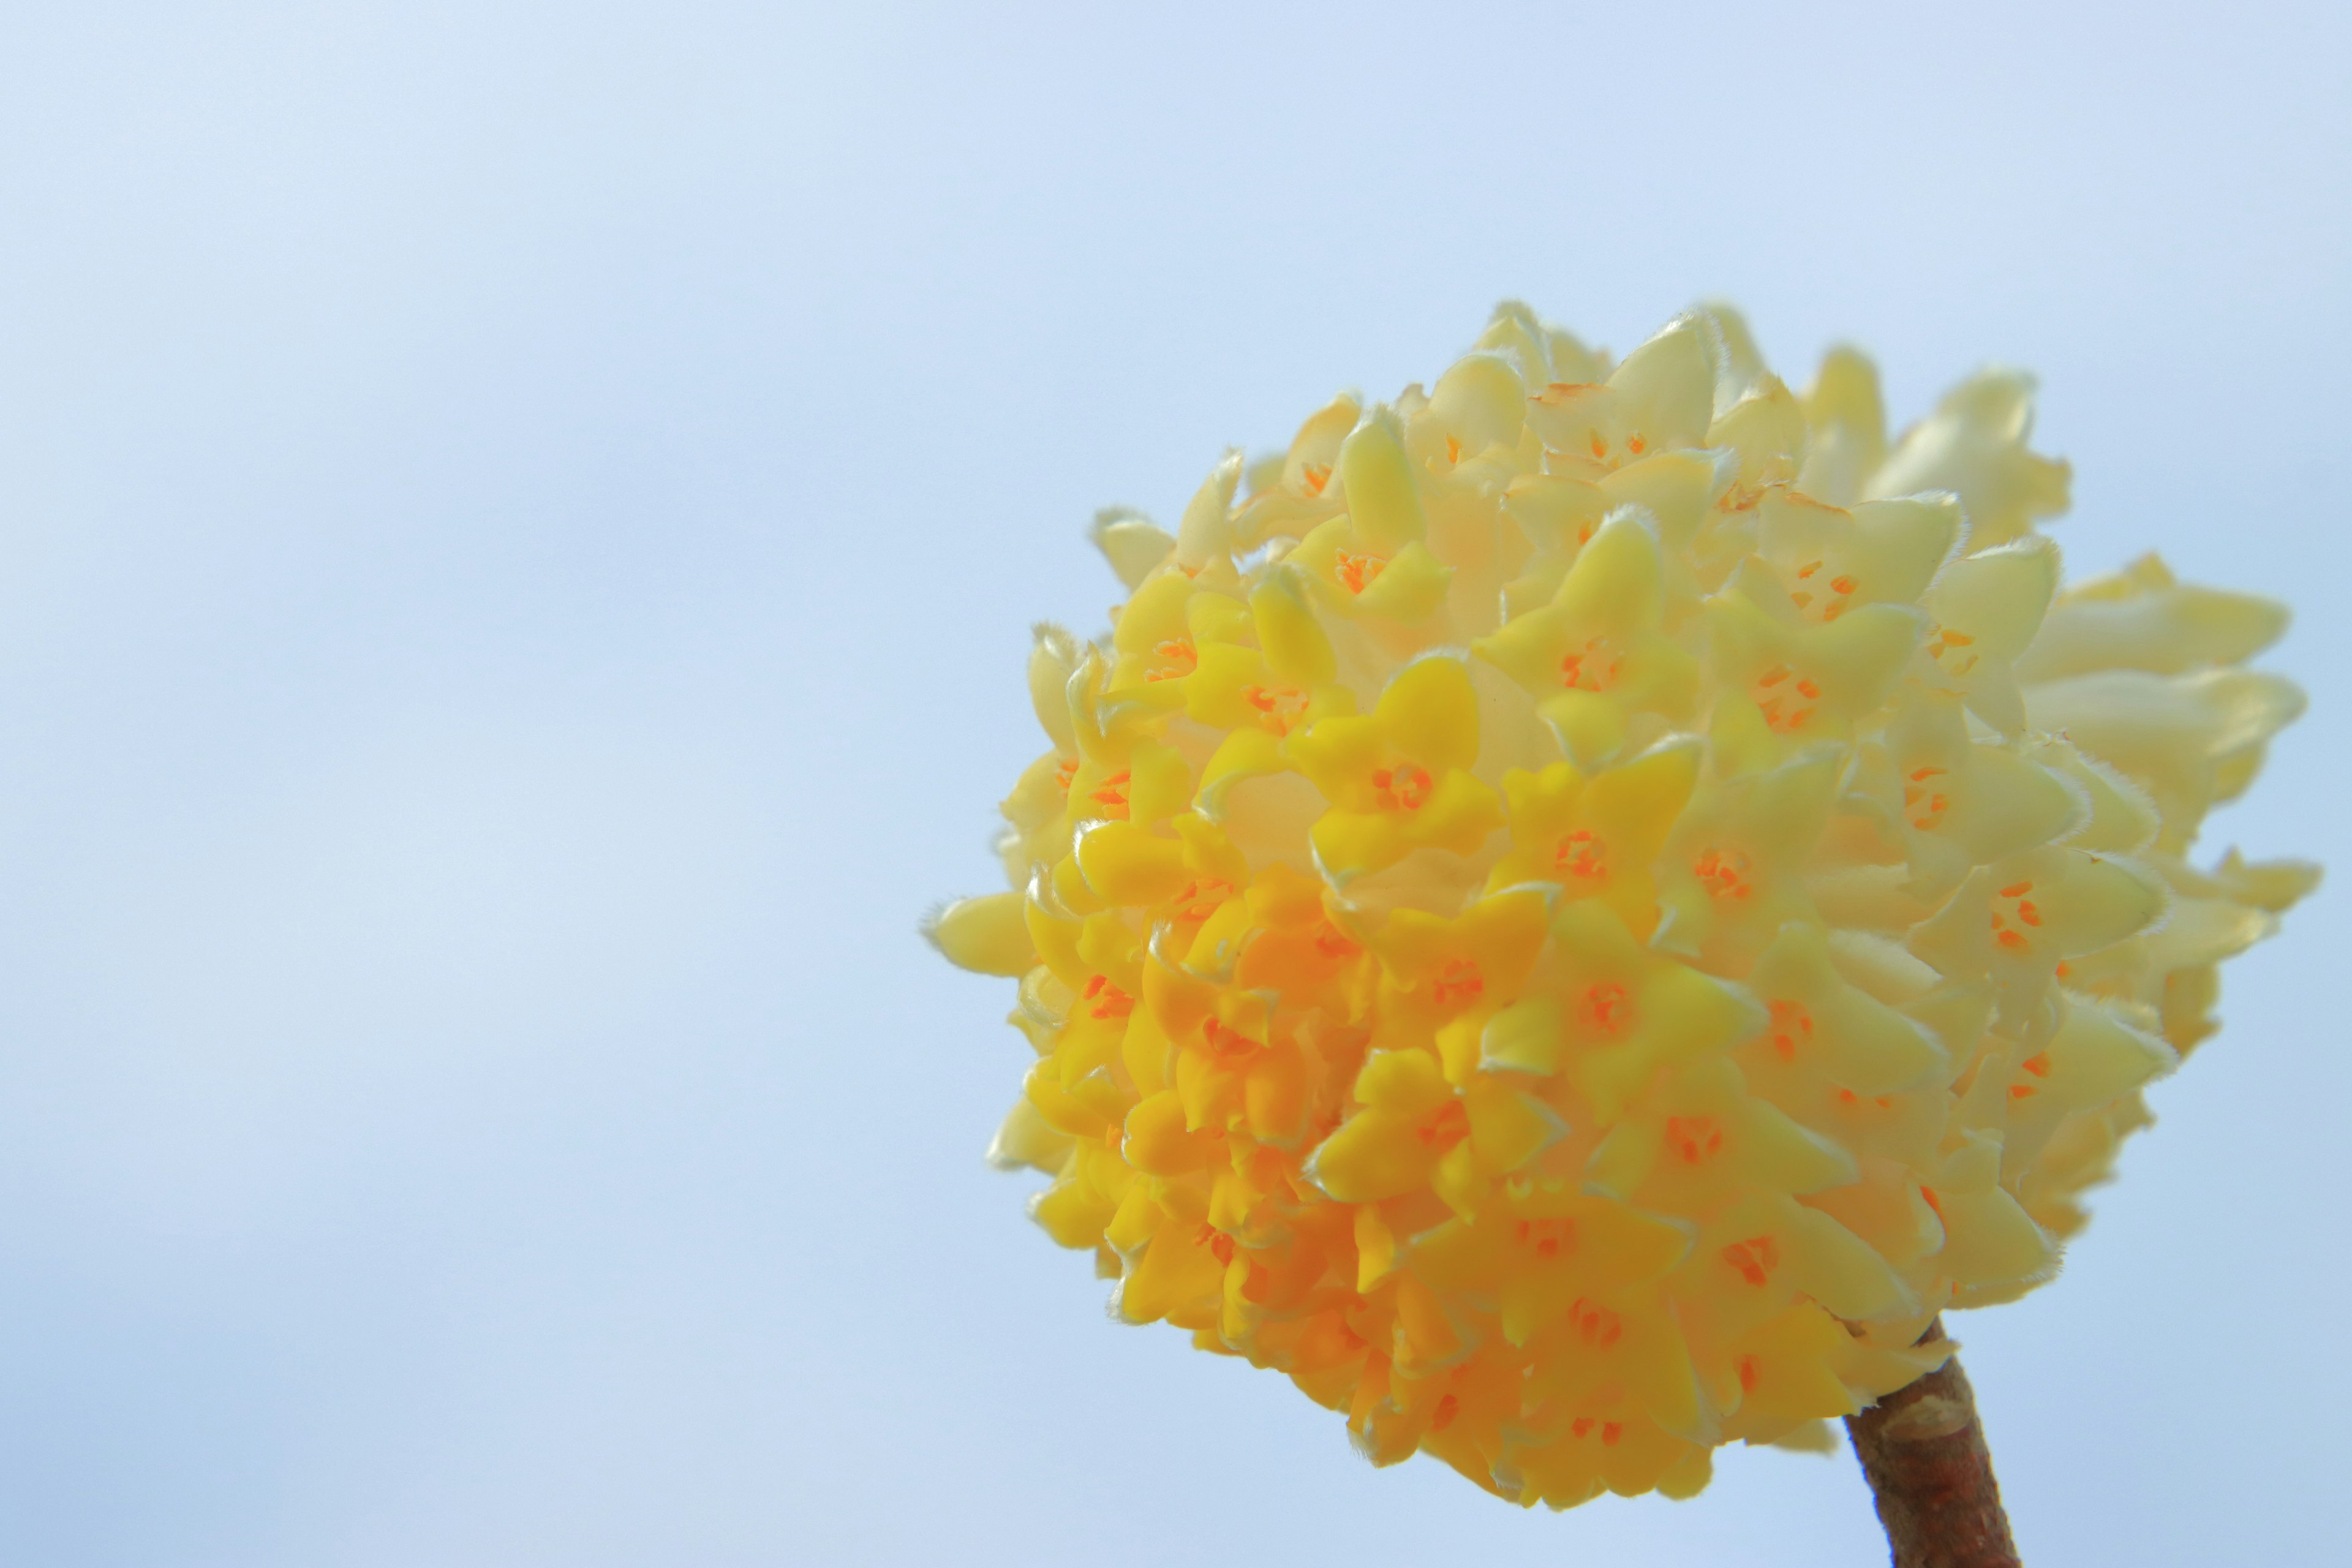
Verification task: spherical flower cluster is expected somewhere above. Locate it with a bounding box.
[930,303,2313,1507]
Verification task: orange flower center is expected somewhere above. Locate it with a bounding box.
[1990,879,2040,952]
[1240,682,1308,734]
[2010,1049,2053,1100]
[1568,1298,1622,1347]
[1928,624,1978,671]
[1515,1216,1577,1261]
[1790,560,1860,620]
[1081,973,1135,1019]
[1753,664,1821,731]
[1313,922,1361,959]
[1430,958,1485,1008]
[1201,1018,1259,1059]
[1371,763,1434,812]
[1559,635,1624,693]
[1554,828,1608,881]
[1721,1235,1781,1287]
[1903,766,1950,831]
[1169,878,1234,922]
[1665,1114,1724,1164]
[1414,1099,1471,1152]
[1145,638,1197,681]
[1693,847,1753,900]
[1336,550,1387,594]
[1766,999,1814,1061]
[1088,770,1131,818]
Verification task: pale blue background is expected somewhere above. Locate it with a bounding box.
[0,2,2342,1563]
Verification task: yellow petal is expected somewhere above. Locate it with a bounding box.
[1250,567,1338,685]
[1337,405,1427,554]
[1607,314,1714,451]
[1311,1110,1438,1203]
[1480,995,1566,1077]
[1074,821,1191,906]
[925,891,1036,976]
[1377,656,1482,772]
[1118,1221,1224,1323]
[1466,1080,1563,1174]
[1350,539,1454,623]
[1090,510,1174,590]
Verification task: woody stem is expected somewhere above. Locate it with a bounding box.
[1843,1319,2021,1568]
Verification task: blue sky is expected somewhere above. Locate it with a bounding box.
[0,3,2343,1562]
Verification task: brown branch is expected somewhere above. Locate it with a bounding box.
[1844,1317,2021,1567]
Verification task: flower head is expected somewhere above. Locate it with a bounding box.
[928,303,2315,1507]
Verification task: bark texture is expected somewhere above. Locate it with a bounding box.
[1844,1319,2021,1567]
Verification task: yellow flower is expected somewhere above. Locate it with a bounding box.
[928,301,2315,1509]
[1287,656,1504,881]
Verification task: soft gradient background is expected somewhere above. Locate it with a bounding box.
[0,2,2341,1563]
